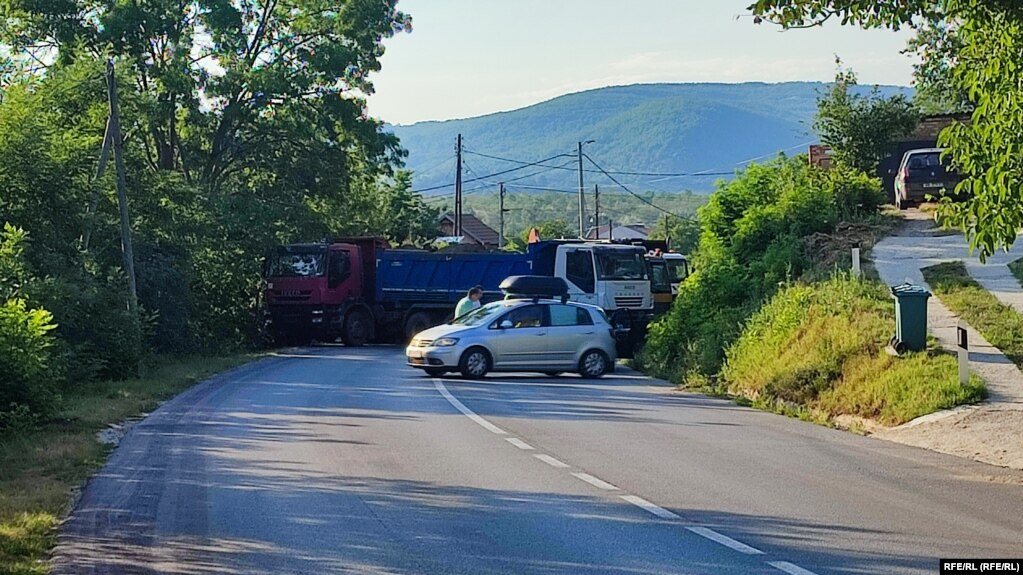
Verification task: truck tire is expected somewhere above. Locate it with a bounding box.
[405,312,433,342]
[341,309,370,347]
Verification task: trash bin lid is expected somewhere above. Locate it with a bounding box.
[890,283,932,298]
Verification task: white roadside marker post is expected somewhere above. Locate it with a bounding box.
[851,245,861,278]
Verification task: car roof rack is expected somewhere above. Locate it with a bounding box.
[499,275,570,304]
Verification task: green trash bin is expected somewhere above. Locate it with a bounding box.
[890,283,931,353]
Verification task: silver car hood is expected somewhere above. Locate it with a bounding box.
[415,324,477,341]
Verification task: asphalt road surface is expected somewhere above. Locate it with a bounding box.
[52,347,1023,574]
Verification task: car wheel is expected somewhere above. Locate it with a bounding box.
[424,368,447,377]
[405,312,433,342]
[578,350,609,379]
[341,309,370,347]
[459,347,491,378]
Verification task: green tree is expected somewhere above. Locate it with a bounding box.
[748,0,1023,259]
[814,66,919,174]
[904,16,971,114]
[649,217,700,254]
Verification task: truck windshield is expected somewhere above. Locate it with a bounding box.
[451,301,508,326]
[665,259,688,282]
[269,250,327,278]
[649,261,671,293]
[596,250,647,281]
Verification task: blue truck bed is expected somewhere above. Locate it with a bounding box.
[376,250,534,304]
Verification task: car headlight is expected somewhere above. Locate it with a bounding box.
[434,337,459,347]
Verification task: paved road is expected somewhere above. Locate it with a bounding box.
[53,347,1023,575]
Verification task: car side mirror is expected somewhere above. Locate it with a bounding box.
[499,320,513,329]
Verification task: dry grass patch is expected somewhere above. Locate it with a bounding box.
[0,354,258,575]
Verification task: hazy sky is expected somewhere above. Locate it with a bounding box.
[365,1,916,125]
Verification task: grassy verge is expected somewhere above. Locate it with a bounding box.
[721,275,985,426]
[1008,257,1023,288]
[0,353,259,575]
[923,261,1023,369]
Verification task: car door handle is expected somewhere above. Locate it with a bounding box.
[582,331,595,335]
[536,332,546,336]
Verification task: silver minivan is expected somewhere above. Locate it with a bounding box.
[406,298,617,378]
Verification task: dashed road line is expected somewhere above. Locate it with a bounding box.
[534,454,570,468]
[435,376,819,575]
[506,437,534,450]
[433,379,506,435]
[768,561,820,575]
[571,472,619,491]
[619,495,682,520]
[686,526,763,555]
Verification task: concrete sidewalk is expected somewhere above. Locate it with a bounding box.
[869,214,1023,469]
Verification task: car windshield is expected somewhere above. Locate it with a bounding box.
[450,301,508,326]
[596,249,647,280]
[269,250,326,277]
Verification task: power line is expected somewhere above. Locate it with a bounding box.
[409,152,574,194]
[584,153,697,222]
[464,148,732,178]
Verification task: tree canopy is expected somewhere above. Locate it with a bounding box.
[749,0,1023,259]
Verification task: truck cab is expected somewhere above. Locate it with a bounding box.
[263,239,382,346]
[662,252,690,295]
[544,243,652,313]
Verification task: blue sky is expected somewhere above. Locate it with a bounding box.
[366,0,916,125]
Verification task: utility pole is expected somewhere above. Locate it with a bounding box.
[106,59,139,323]
[577,141,585,238]
[455,134,463,237]
[593,184,600,240]
[498,182,506,249]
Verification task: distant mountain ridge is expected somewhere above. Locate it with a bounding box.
[389,82,912,195]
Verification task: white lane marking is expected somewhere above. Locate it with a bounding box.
[433,379,506,435]
[685,526,763,555]
[619,495,681,520]
[768,561,820,575]
[534,454,570,468]
[506,437,534,450]
[571,472,619,491]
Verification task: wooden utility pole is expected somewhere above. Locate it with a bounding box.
[106,59,139,320]
[455,134,463,237]
[593,184,600,240]
[81,119,113,250]
[499,182,506,249]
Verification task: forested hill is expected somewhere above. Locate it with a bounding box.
[390,82,911,194]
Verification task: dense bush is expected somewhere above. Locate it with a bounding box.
[0,225,61,425]
[639,156,885,384]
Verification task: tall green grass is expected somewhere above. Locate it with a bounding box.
[723,275,985,425]
[923,261,1023,369]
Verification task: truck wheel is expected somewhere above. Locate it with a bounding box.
[459,347,491,378]
[405,312,433,342]
[578,349,609,379]
[341,310,370,347]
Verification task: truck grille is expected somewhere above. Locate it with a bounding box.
[614,296,645,309]
[272,290,312,303]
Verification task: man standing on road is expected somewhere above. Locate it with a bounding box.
[455,286,483,318]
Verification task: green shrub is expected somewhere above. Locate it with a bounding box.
[0,298,59,424]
